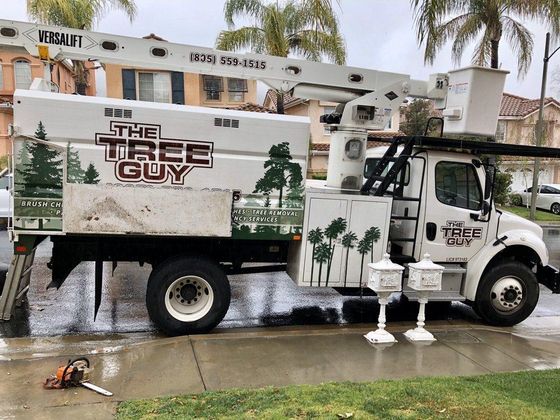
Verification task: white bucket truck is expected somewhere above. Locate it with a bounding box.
[0,20,558,335]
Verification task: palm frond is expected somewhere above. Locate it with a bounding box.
[507,0,560,41]
[410,0,466,45]
[223,0,266,29]
[472,27,493,67]
[262,6,290,57]
[289,29,346,64]
[298,0,340,32]
[502,15,534,77]
[216,27,265,53]
[423,12,475,65]
[447,14,482,66]
[28,0,136,29]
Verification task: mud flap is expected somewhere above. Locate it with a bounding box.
[537,265,560,294]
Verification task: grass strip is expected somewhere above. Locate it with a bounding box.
[117,369,560,419]
[500,206,560,222]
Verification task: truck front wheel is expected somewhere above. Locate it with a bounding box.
[146,256,231,336]
[474,262,539,326]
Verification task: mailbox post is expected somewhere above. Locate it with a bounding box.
[364,254,405,344]
[404,254,444,342]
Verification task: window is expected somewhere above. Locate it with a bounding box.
[495,120,506,142]
[364,158,410,187]
[14,60,32,90]
[138,72,171,103]
[0,62,3,90]
[203,75,223,101]
[227,78,247,102]
[435,162,482,210]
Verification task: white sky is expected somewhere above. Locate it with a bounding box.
[1,0,557,100]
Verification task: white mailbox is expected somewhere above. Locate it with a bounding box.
[404,254,445,342]
[365,254,404,345]
[368,253,404,292]
[407,254,444,291]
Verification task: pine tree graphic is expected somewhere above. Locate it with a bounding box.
[14,140,31,195]
[83,162,100,184]
[20,122,63,198]
[254,142,303,209]
[66,143,85,183]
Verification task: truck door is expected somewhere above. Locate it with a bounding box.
[420,156,488,263]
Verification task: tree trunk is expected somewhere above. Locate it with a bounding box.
[276,91,285,114]
[359,254,365,298]
[318,263,323,287]
[491,39,499,69]
[344,248,349,287]
[74,60,88,95]
[326,239,333,287]
[310,245,315,287]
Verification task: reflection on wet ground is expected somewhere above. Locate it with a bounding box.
[0,229,559,338]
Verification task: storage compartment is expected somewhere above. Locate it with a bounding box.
[287,190,392,287]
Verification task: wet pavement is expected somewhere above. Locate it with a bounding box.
[0,229,559,337]
[0,230,559,418]
[1,322,560,419]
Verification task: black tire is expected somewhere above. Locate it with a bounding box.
[474,262,539,326]
[509,194,522,207]
[551,203,560,215]
[146,256,231,336]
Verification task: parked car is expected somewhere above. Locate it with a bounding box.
[517,184,560,214]
[0,171,11,219]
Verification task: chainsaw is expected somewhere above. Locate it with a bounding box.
[43,357,112,396]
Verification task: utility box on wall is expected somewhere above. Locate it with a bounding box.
[287,190,392,288]
[443,66,509,137]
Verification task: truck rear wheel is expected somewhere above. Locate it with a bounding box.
[146,256,231,336]
[474,262,539,326]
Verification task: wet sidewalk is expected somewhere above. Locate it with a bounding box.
[1,318,560,419]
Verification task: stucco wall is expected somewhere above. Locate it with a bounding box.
[0,50,85,157]
[105,63,257,107]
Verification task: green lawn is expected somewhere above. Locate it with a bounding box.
[500,206,560,222]
[117,369,560,419]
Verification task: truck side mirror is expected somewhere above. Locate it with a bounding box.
[481,200,491,216]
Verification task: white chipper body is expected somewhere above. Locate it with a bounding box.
[0,20,558,335]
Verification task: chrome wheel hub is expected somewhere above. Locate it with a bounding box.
[165,276,213,322]
[491,277,523,312]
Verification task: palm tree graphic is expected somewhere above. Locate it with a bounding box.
[357,235,373,297]
[314,242,331,287]
[307,227,324,286]
[364,226,381,263]
[324,217,347,287]
[341,231,358,287]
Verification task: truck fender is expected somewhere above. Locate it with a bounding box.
[463,229,548,301]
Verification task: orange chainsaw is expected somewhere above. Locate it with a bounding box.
[43,357,112,396]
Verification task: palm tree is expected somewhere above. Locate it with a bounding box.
[217,0,346,113]
[314,241,331,287]
[324,217,347,286]
[357,236,372,298]
[364,226,381,263]
[27,0,137,94]
[307,227,324,286]
[341,231,357,287]
[411,0,560,76]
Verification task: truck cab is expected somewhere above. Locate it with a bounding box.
[364,141,557,326]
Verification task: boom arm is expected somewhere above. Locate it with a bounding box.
[0,19,448,130]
